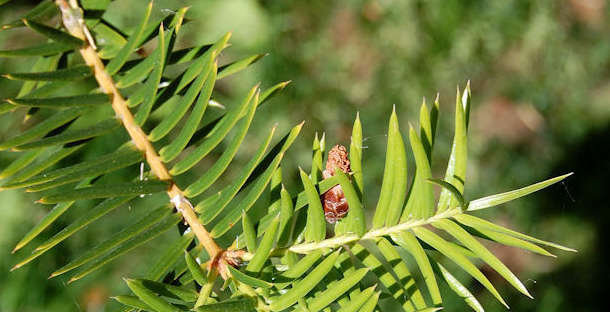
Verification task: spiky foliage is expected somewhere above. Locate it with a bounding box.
[0,1,575,311]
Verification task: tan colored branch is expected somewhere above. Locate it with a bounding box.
[55,0,223,265]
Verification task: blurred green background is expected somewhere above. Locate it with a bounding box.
[1,0,608,311]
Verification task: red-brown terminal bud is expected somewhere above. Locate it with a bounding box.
[322,145,350,223]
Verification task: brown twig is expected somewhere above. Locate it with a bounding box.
[55,0,225,274]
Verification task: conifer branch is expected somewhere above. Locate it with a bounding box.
[55,0,224,268]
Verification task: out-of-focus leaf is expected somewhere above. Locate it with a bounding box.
[176,32,230,92]
[26,149,143,192]
[23,107,39,122]
[11,196,132,271]
[1,1,56,30]
[38,180,168,204]
[2,65,92,81]
[0,150,43,179]
[4,147,137,189]
[36,196,133,251]
[0,102,14,115]
[0,107,90,151]
[167,44,211,65]
[5,94,108,108]
[17,53,61,98]
[12,201,74,253]
[69,212,181,283]
[0,43,72,57]
[217,54,266,80]
[50,206,172,277]
[146,229,195,281]
[23,19,84,47]
[13,118,119,151]
[19,80,67,100]
[2,145,82,183]
[259,80,291,105]
[7,166,91,253]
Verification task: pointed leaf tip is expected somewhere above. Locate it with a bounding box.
[468,173,573,211]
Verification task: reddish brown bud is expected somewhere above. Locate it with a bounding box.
[322,145,350,224]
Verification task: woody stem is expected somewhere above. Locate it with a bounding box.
[55,0,223,265]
